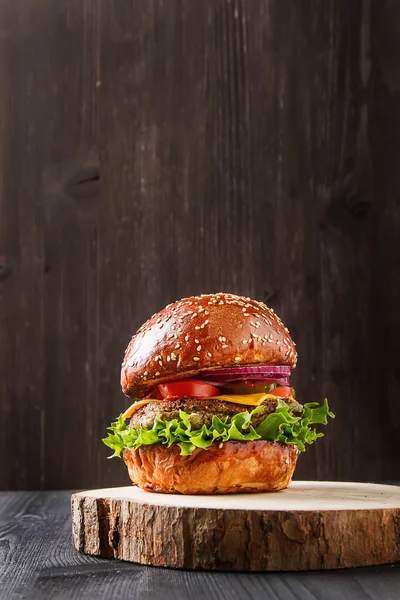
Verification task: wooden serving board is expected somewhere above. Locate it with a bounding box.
[71,481,400,571]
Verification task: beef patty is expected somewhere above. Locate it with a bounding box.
[129,396,303,431]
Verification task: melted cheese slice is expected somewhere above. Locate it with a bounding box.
[122,393,285,419]
[122,399,158,419]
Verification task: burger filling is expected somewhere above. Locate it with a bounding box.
[128,396,303,430]
[103,381,334,457]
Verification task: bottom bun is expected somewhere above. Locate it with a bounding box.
[122,441,299,494]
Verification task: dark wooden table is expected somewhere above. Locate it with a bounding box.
[1,491,399,600]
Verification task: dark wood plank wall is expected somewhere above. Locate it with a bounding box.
[0,0,398,490]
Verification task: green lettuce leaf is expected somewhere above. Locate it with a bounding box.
[102,399,334,457]
[255,398,334,452]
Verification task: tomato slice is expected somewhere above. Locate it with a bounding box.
[223,380,278,395]
[158,380,220,400]
[271,386,293,398]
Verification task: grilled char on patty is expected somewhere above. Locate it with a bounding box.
[129,396,303,431]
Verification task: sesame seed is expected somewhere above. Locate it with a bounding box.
[248,338,252,343]
[244,313,250,317]
[194,339,199,344]
[193,356,200,361]
[185,335,189,342]
[171,353,177,361]
[156,318,162,323]
[198,306,204,312]
[155,371,160,376]
[195,325,201,330]
[159,323,163,329]
[207,352,212,357]
[242,339,248,344]
[242,308,247,312]
[203,319,209,325]
[144,371,148,376]
[221,344,228,349]
[197,345,202,351]
[158,360,163,366]
[204,311,209,315]
[191,313,198,319]
[167,333,174,339]
[235,356,242,362]
[175,343,181,349]
[167,356,171,362]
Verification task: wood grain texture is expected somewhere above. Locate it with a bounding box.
[0,0,399,490]
[71,483,400,571]
[1,491,400,599]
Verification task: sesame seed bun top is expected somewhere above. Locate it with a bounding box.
[121,292,297,399]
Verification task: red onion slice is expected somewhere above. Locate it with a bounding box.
[203,376,291,387]
[201,373,290,383]
[199,365,291,386]
[205,366,291,375]
[200,365,291,378]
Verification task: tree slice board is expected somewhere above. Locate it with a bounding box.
[71,481,400,571]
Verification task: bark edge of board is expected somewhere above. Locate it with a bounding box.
[71,483,400,571]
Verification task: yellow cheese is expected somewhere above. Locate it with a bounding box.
[211,393,283,405]
[122,399,158,418]
[122,393,286,419]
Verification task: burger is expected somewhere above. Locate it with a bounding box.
[103,293,333,494]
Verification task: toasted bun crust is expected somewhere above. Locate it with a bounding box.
[121,293,296,398]
[122,441,299,494]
